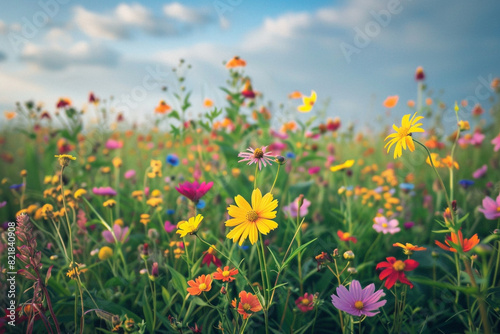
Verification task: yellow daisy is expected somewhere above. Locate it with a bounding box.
[177,214,203,237]
[384,112,424,159]
[297,90,317,113]
[225,188,278,246]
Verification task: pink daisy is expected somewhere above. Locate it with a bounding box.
[238,146,275,170]
[331,280,386,317]
[373,216,400,234]
[478,194,500,220]
[175,181,213,204]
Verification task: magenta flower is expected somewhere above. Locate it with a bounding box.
[124,170,136,179]
[331,280,386,317]
[283,196,311,218]
[164,221,176,233]
[472,165,487,179]
[373,216,400,234]
[295,293,315,313]
[308,166,321,175]
[105,139,123,150]
[175,181,213,203]
[93,187,117,196]
[102,224,129,243]
[491,133,500,152]
[470,132,485,146]
[238,146,275,170]
[478,194,500,220]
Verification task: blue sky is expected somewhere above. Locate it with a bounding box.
[1,0,499,129]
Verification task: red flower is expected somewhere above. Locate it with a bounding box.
[295,293,314,313]
[175,181,213,204]
[435,230,479,253]
[337,230,357,243]
[241,78,256,99]
[376,257,419,289]
[201,245,222,268]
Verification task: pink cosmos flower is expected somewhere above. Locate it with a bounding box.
[373,216,400,234]
[93,187,117,196]
[164,221,176,233]
[105,139,123,150]
[282,196,311,218]
[331,280,386,317]
[102,224,129,243]
[308,166,321,175]
[124,170,136,179]
[470,132,485,146]
[270,129,289,140]
[238,146,275,170]
[478,194,500,220]
[491,133,500,152]
[175,181,213,203]
[295,293,315,313]
[472,165,487,179]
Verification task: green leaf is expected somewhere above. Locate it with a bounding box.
[161,286,170,305]
[167,265,187,298]
[267,247,282,271]
[104,276,127,288]
[282,238,317,269]
[168,110,180,120]
[142,290,154,333]
[191,297,208,307]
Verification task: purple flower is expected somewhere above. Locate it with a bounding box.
[331,280,387,317]
[404,221,415,229]
[93,187,117,196]
[175,181,213,203]
[164,221,176,233]
[472,165,487,179]
[105,139,123,150]
[124,170,136,179]
[282,197,311,218]
[238,146,275,170]
[478,194,500,220]
[373,216,400,234]
[0,201,6,208]
[102,224,129,243]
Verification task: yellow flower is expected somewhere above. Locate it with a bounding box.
[55,154,76,167]
[425,153,442,168]
[66,262,87,280]
[147,160,162,178]
[177,214,203,237]
[151,189,161,197]
[330,159,355,172]
[101,166,111,174]
[132,190,144,201]
[384,112,424,159]
[458,120,470,131]
[225,188,278,246]
[146,197,163,208]
[114,218,124,226]
[98,246,114,260]
[20,169,27,177]
[112,157,122,168]
[297,90,317,113]
[74,189,87,199]
[103,199,116,208]
[140,214,150,225]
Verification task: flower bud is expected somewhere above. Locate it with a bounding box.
[343,250,355,260]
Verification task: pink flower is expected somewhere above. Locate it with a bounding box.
[373,216,400,234]
[308,166,321,175]
[93,187,117,196]
[175,181,213,203]
[472,165,487,179]
[295,293,315,313]
[470,132,485,146]
[102,224,129,243]
[282,196,311,218]
[331,280,386,317]
[105,139,123,150]
[478,194,500,220]
[238,146,275,170]
[164,221,176,233]
[124,170,136,179]
[491,133,500,152]
[270,129,289,140]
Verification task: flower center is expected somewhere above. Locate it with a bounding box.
[496,207,500,212]
[301,298,311,305]
[253,148,264,159]
[393,260,405,271]
[199,283,207,291]
[222,270,230,277]
[242,303,251,311]
[354,301,364,310]
[382,223,388,228]
[343,232,350,238]
[246,210,259,222]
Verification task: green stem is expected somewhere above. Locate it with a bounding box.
[269,163,281,194]
[463,258,491,334]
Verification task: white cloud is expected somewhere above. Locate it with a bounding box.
[163,2,212,24]
[0,20,6,35]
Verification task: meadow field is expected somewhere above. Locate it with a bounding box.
[1,59,500,333]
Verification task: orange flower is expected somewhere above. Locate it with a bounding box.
[407,100,415,108]
[383,95,399,108]
[231,291,262,319]
[212,266,238,282]
[203,98,214,108]
[435,230,479,253]
[441,155,459,169]
[425,97,433,106]
[4,111,16,120]
[187,274,212,296]
[393,242,426,255]
[288,91,303,99]
[155,100,171,114]
[337,230,357,243]
[226,56,246,68]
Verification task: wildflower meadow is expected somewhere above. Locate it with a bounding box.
[1,59,500,334]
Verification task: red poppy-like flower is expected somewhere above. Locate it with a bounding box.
[212,266,238,282]
[435,230,479,253]
[231,291,262,319]
[337,230,357,243]
[56,98,71,108]
[175,181,214,204]
[376,257,419,289]
[241,78,256,99]
[201,245,222,268]
[295,293,315,313]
